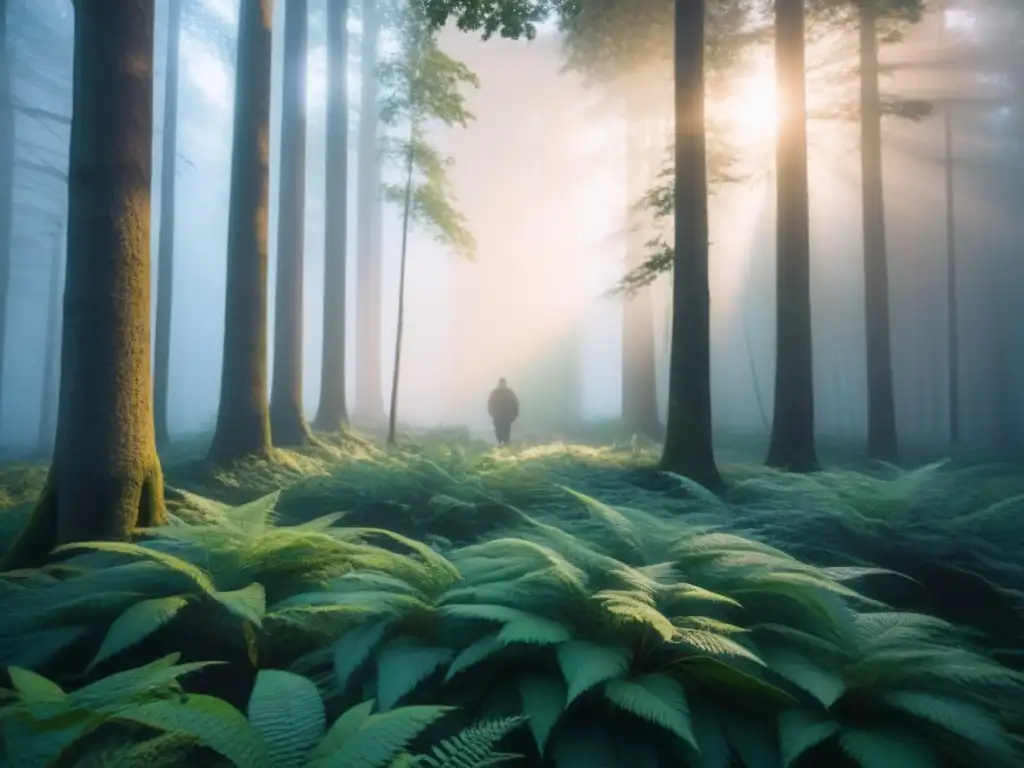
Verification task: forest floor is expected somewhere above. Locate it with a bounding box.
[2,427,1024,766]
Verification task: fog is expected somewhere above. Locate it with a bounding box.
[3,0,1023,455]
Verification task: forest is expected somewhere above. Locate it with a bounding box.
[1,0,1023,765]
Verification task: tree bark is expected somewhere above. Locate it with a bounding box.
[858,0,898,462]
[313,0,350,433]
[38,226,64,456]
[766,0,819,472]
[153,0,182,449]
[270,0,313,447]
[0,0,13,439]
[3,0,165,570]
[354,0,385,424]
[660,0,722,491]
[622,104,662,441]
[208,0,273,465]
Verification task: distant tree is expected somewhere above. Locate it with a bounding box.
[378,2,477,446]
[38,224,63,456]
[0,0,13,440]
[354,0,387,424]
[153,0,183,449]
[208,0,274,465]
[270,0,314,447]
[766,0,818,472]
[313,0,351,434]
[2,0,164,570]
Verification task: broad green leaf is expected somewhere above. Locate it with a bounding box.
[247,670,326,768]
[88,595,190,671]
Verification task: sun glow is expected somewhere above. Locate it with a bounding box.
[719,64,780,147]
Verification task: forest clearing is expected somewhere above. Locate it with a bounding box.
[2,0,1024,766]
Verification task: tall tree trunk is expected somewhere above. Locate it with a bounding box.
[858,0,898,462]
[387,137,415,447]
[270,0,313,446]
[153,0,182,449]
[766,0,819,472]
[661,0,721,490]
[208,0,273,465]
[0,0,13,438]
[38,225,64,456]
[3,0,165,570]
[622,104,662,441]
[355,0,385,423]
[313,0,350,433]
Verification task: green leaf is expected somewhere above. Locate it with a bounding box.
[496,615,572,646]
[311,700,376,759]
[247,670,326,768]
[110,693,273,768]
[778,709,839,766]
[87,595,190,671]
[52,540,214,593]
[376,639,454,710]
[555,641,630,705]
[211,583,267,626]
[603,674,698,751]
[764,648,845,708]
[69,654,220,710]
[839,728,939,768]
[881,690,1012,753]
[334,620,395,694]
[518,675,566,755]
[444,631,503,682]
[7,667,66,704]
[309,705,453,768]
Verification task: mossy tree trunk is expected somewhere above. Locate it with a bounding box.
[858,0,898,462]
[153,0,183,449]
[660,0,722,491]
[270,0,313,447]
[354,0,386,424]
[766,0,819,472]
[313,0,351,433]
[2,0,165,571]
[208,0,273,465]
[0,0,13,439]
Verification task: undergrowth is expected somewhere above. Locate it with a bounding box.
[1,430,1023,766]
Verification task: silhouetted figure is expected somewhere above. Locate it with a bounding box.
[488,377,520,446]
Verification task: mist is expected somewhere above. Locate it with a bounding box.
[2,0,1022,458]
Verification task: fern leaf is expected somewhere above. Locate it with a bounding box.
[555,641,630,705]
[763,648,845,708]
[778,709,839,766]
[376,639,454,710]
[496,615,572,646]
[247,670,326,768]
[0,624,91,668]
[211,583,267,626]
[69,655,221,710]
[603,674,697,750]
[518,676,566,755]
[838,728,939,768]
[881,690,1012,753]
[7,667,66,703]
[0,710,96,768]
[109,693,273,768]
[88,595,190,671]
[310,700,375,759]
[51,541,214,593]
[417,716,525,767]
[229,491,281,533]
[310,705,452,768]
[444,631,503,682]
[334,620,395,694]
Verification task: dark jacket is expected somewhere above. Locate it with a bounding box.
[488,385,520,424]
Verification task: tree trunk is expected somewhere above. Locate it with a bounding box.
[766,0,819,472]
[0,0,13,439]
[38,226,64,456]
[208,0,273,465]
[622,103,662,441]
[355,0,385,424]
[2,0,165,571]
[387,136,415,447]
[313,0,350,433]
[858,0,898,462]
[660,0,721,490]
[153,0,182,449]
[270,0,313,447]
